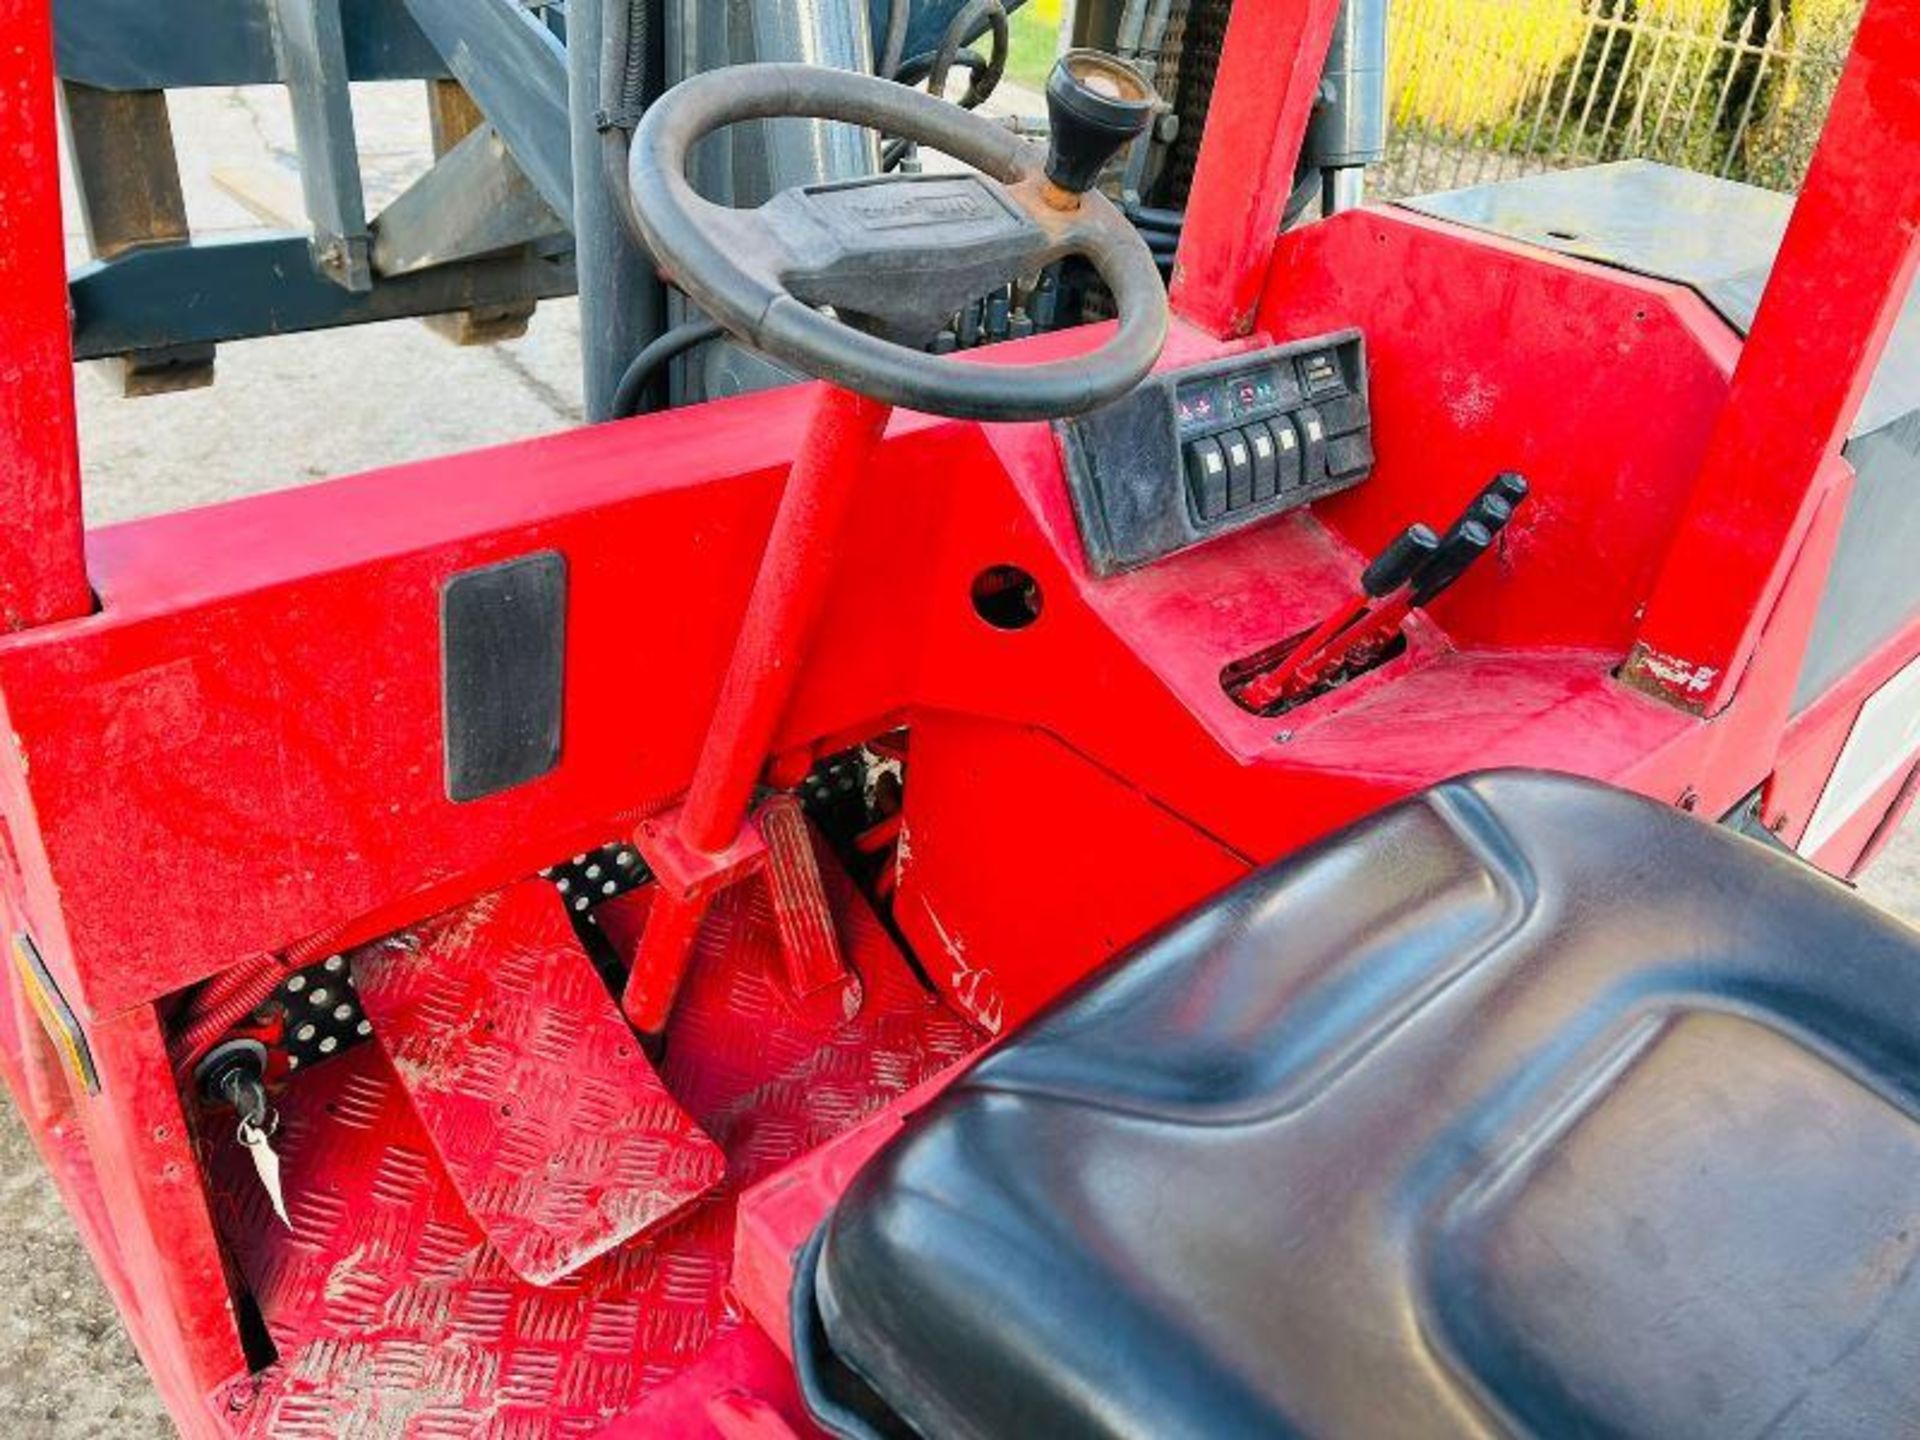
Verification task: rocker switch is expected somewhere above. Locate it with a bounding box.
[1249,424,1280,502]
[1268,416,1304,493]
[1223,430,1255,511]
[1186,437,1230,520]
[1295,407,1329,488]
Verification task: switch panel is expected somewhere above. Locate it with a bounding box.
[1059,331,1373,575]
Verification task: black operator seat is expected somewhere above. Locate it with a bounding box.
[794,772,1920,1440]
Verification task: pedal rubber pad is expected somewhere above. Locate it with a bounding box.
[353,879,725,1285]
[759,794,849,1000]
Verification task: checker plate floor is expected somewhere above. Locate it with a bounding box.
[205,864,983,1437]
[353,881,726,1287]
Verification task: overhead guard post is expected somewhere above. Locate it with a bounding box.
[1169,0,1343,340]
[1625,0,1920,714]
[0,0,92,631]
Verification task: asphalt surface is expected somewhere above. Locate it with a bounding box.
[3,81,1918,1439]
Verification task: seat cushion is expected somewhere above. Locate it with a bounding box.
[807,772,1920,1439]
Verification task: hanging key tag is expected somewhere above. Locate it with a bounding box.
[236,1102,292,1230]
[232,1075,291,1236]
[194,1042,294,1232]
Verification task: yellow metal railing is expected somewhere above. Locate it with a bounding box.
[1381,0,1862,197]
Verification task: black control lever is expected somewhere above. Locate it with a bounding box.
[1044,51,1157,204]
[1231,474,1533,715]
[1361,524,1443,598]
[1411,517,1498,607]
[1482,471,1531,510]
[1412,480,1527,600]
[1236,524,1439,711]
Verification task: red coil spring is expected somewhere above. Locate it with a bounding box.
[171,925,347,1074]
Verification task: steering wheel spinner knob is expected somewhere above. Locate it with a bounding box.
[1043,50,1159,206]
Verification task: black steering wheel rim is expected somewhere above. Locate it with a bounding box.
[627,63,1169,422]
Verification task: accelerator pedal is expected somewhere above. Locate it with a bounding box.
[354,879,725,1285]
[760,793,850,1000]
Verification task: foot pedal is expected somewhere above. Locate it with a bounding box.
[759,794,850,1000]
[354,879,726,1285]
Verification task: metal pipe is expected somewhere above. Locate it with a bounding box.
[745,0,880,200]
[678,387,896,853]
[880,0,911,76]
[570,0,666,420]
[1135,0,1176,84]
[1306,0,1389,173]
[1322,166,1366,214]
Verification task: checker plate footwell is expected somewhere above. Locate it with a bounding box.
[205,856,984,1437]
[352,881,726,1286]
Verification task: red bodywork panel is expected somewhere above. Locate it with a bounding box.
[0,0,1917,1432]
[1628,0,1920,711]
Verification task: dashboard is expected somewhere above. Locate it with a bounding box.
[1058,331,1374,574]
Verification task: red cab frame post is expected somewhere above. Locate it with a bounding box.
[1626,0,1920,714]
[0,0,92,630]
[1170,0,1344,338]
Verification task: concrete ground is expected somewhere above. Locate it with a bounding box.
[2,80,1918,1439]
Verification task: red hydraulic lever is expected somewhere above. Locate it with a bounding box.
[623,386,891,1037]
[1303,477,1530,690]
[1238,475,1529,714]
[1237,523,1439,712]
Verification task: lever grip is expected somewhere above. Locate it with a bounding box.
[1482,471,1531,510]
[1411,520,1495,606]
[1361,524,1441,598]
[1467,493,1514,537]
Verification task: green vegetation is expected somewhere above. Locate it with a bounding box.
[1005,0,1062,95]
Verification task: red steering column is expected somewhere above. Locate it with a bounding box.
[622,387,891,1037]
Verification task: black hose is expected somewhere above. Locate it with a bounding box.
[611,319,726,419]
[596,0,656,257]
[1125,202,1186,232]
[880,0,911,79]
[926,0,1009,111]
[1284,165,1324,228]
[597,0,650,131]
[891,48,990,91]
[882,52,991,170]
[883,1,1009,173]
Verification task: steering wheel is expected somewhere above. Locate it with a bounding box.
[626,61,1169,422]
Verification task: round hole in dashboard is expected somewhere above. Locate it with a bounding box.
[971,565,1044,631]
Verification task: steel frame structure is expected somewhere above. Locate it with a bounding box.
[0,0,1918,1433]
[48,0,1018,414]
